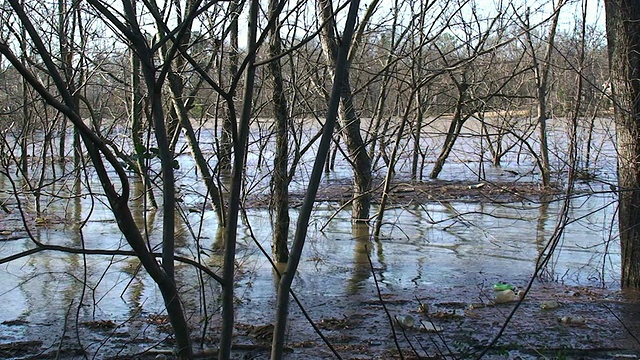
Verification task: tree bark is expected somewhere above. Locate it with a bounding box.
[523,3,565,187]
[219,0,258,357]
[374,88,416,238]
[605,0,640,289]
[167,70,226,227]
[218,0,241,171]
[429,83,468,179]
[129,5,158,209]
[318,0,372,222]
[267,0,290,263]
[0,20,194,360]
[270,0,361,356]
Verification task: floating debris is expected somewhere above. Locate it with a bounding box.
[558,315,586,325]
[419,321,442,332]
[395,315,415,328]
[493,282,516,291]
[417,303,429,313]
[495,289,518,304]
[468,183,486,189]
[540,300,560,310]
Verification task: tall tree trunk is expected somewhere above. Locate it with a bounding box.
[270,1,361,357]
[129,5,157,209]
[338,79,372,221]
[219,0,258,357]
[19,1,29,177]
[523,2,565,187]
[138,40,189,360]
[318,0,371,222]
[411,89,425,180]
[9,0,196,356]
[605,0,640,289]
[57,0,68,161]
[167,70,226,226]
[116,1,191,355]
[219,0,241,171]
[268,0,290,263]
[374,89,416,238]
[154,0,226,227]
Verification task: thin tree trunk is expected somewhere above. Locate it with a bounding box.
[157,12,226,226]
[430,84,468,179]
[268,0,290,263]
[270,1,361,357]
[374,89,416,238]
[19,4,29,176]
[154,0,225,223]
[6,1,195,356]
[168,71,226,226]
[318,0,371,222]
[137,45,192,360]
[219,0,258,357]
[129,7,157,209]
[411,89,425,180]
[523,2,565,187]
[116,0,191,355]
[219,0,241,171]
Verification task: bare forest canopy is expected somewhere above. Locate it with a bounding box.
[0,0,634,359]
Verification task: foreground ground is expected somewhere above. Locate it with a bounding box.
[3,282,637,359]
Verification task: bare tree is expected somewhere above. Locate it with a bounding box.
[521,0,566,187]
[318,0,372,222]
[218,0,242,171]
[271,0,361,356]
[428,7,507,179]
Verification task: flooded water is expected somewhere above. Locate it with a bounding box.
[0,116,633,358]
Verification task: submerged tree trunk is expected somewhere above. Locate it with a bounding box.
[270,1,361,357]
[167,71,226,226]
[318,0,372,222]
[523,3,564,187]
[411,89,426,180]
[158,33,226,227]
[429,83,469,179]
[374,89,416,238]
[605,0,640,289]
[338,79,372,221]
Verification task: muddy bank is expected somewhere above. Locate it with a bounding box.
[246,178,565,209]
[2,281,638,359]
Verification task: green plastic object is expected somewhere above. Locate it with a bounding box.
[493,282,515,291]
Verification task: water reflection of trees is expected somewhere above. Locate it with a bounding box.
[347,223,373,295]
